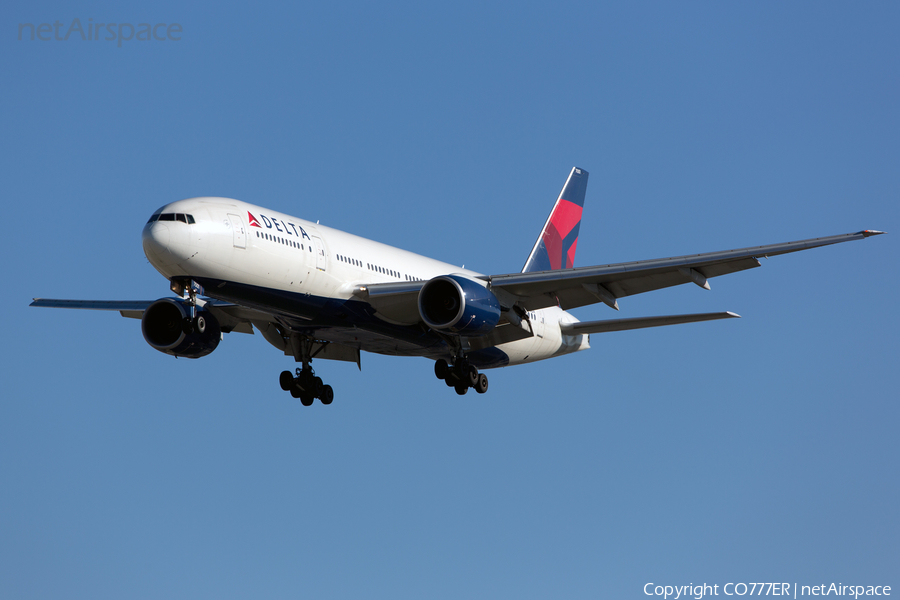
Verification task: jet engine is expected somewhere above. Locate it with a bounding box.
[418,275,501,336]
[141,298,221,358]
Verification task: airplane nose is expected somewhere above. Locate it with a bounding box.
[143,222,175,266]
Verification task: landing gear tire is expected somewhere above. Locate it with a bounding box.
[437,357,488,395]
[465,365,479,387]
[279,366,335,406]
[475,373,489,394]
[434,359,450,380]
[279,371,294,391]
[320,385,334,405]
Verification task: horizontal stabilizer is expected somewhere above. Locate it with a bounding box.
[560,311,740,335]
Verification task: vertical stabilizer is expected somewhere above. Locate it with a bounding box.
[522,167,589,273]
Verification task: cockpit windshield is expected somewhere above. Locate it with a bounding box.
[147,212,195,224]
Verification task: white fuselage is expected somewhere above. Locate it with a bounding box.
[142,197,590,368]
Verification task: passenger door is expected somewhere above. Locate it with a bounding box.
[312,236,326,271]
[227,214,246,249]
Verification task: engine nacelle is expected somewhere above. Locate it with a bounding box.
[418,275,501,336]
[141,298,221,358]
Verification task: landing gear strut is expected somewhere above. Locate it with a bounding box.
[434,358,488,395]
[278,334,335,406]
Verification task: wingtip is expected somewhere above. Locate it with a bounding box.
[725,311,741,318]
[861,229,886,237]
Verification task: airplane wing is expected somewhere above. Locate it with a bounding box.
[34,230,885,335]
[350,281,423,324]
[488,230,885,311]
[29,298,259,334]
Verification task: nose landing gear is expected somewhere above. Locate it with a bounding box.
[434,359,489,395]
[170,277,208,335]
[181,313,209,335]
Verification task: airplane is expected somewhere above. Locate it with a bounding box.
[31,167,884,406]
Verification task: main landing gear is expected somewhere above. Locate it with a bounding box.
[280,366,334,406]
[434,359,488,395]
[279,334,335,406]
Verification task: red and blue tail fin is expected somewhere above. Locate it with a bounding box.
[522,167,589,273]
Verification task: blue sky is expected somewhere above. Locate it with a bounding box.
[2,2,897,598]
